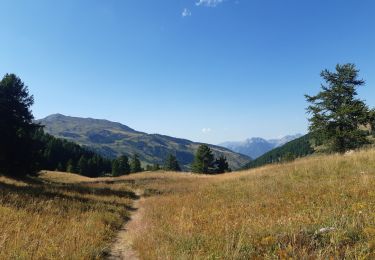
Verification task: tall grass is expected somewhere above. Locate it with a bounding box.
[2,149,375,259]
[133,149,375,259]
[0,172,135,259]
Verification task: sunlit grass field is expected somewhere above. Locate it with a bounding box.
[133,149,375,259]
[0,172,136,259]
[1,148,375,259]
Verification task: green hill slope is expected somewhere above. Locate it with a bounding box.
[37,114,251,170]
[243,134,314,169]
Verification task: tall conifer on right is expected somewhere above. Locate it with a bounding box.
[305,64,370,153]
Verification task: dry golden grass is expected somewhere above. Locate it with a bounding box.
[132,149,375,259]
[39,170,94,183]
[0,170,206,259]
[2,149,375,259]
[0,171,136,259]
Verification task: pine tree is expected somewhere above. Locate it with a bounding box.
[57,162,65,172]
[112,159,120,176]
[86,158,95,177]
[214,155,230,173]
[66,159,76,173]
[112,155,130,176]
[305,64,370,153]
[130,154,142,173]
[119,155,131,174]
[33,131,112,176]
[0,74,41,176]
[152,163,161,171]
[191,145,214,174]
[78,155,89,176]
[164,154,181,172]
[282,152,295,162]
[370,109,375,136]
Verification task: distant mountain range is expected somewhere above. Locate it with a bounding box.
[37,114,251,170]
[243,134,314,169]
[219,134,303,159]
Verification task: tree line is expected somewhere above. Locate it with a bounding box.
[112,153,182,176]
[37,131,156,177]
[34,130,112,177]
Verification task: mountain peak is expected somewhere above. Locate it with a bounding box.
[43,113,65,120]
[220,134,303,159]
[39,114,138,133]
[245,137,268,144]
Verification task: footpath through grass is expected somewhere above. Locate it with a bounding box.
[2,149,375,259]
[0,172,136,259]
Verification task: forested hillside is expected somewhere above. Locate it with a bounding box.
[243,134,314,169]
[38,114,251,170]
[34,131,112,177]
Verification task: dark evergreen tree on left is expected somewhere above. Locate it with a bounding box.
[0,74,112,177]
[0,74,41,176]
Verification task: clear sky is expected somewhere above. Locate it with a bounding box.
[1,0,374,144]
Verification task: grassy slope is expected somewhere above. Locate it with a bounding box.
[133,149,375,259]
[1,148,375,258]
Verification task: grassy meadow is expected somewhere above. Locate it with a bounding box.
[0,172,136,259]
[132,149,375,259]
[1,148,375,259]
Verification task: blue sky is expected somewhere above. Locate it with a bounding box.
[1,0,374,144]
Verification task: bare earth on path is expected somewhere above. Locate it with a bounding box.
[107,189,145,260]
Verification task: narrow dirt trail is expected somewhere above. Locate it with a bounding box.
[107,189,145,260]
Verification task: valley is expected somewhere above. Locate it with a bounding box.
[1,1,374,259]
[37,114,250,170]
[1,148,375,258]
